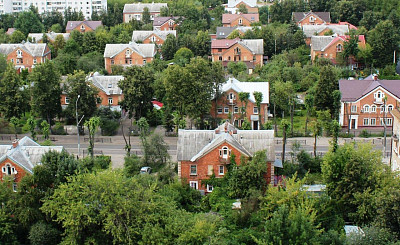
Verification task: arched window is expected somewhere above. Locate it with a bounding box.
[388,105,394,111]
[371,105,377,112]
[219,146,231,159]
[1,164,16,175]
[363,104,370,112]
[336,44,343,52]
[125,49,130,55]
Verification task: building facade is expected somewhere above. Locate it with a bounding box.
[123,2,167,23]
[339,76,400,130]
[153,16,181,31]
[103,42,156,74]
[0,0,107,19]
[0,42,51,72]
[292,11,331,27]
[302,22,357,45]
[131,30,176,47]
[222,13,259,27]
[177,122,275,193]
[211,38,263,73]
[66,20,103,33]
[210,77,269,130]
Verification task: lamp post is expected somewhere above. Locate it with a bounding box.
[76,95,80,158]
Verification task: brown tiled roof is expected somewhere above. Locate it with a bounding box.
[339,79,400,102]
[293,12,331,23]
[66,21,103,31]
[222,13,259,24]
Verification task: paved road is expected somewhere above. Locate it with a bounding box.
[0,134,392,168]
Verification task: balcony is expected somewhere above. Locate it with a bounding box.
[374,98,384,105]
[17,53,22,58]
[227,98,236,105]
[219,157,229,163]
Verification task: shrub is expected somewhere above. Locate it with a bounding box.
[28,221,61,245]
[52,122,66,135]
[359,129,370,138]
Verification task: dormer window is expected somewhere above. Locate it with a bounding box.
[238,18,243,25]
[2,163,17,175]
[17,49,22,56]
[336,44,343,52]
[219,146,231,159]
[80,25,85,30]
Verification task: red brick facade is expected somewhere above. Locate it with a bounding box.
[6,45,51,72]
[0,158,27,183]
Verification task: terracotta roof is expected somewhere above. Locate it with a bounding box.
[293,12,331,23]
[66,21,103,31]
[222,13,259,24]
[339,79,400,102]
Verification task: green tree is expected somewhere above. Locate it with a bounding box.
[237,4,248,14]
[52,52,78,75]
[14,10,43,35]
[27,116,37,141]
[253,91,263,129]
[29,62,62,124]
[310,119,322,158]
[76,51,104,73]
[304,94,315,136]
[357,43,373,68]
[0,63,26,119]
[41,120,50,140]
[142,7,151,24]
[238,92,250,119]
[314,66,339,117]
[82,31,97,54]
[227,61,247,77]
[162,34,178,61]
[9,30,25,43]
[174,47,194,66]
[118,66,154,120]
[84,116,100,158]
[281,119,290,163]
[10,117,19,139]
[28,221,61,245]
[368,20,399,67]
[50,23,62,33]
[193,30,211,57]
[52,34,66,57]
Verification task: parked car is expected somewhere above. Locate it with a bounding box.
[140,167,152,174]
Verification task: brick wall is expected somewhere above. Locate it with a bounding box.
[0,158,28,183]
[211,43,263,67]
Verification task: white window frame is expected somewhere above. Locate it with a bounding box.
[217,107,223,114]
[219,146,230,159]
[219,165,224,175]
[234,106,239,114]
[380,105,385,113]
[363,105,369,113]
[388,105,394,112]
[351,105,357,113]
[224,107,229,114]
[65,97,70,104]
[207,184,213,192]
[371,105,377,112]
[363,118,369,126]
[253,106,259,114]
[387,118,393,126]
[190,165,197,175]
[370,118,376,125]
[108,97,113,105]
[33,58,37,64]
[189,181,198,190]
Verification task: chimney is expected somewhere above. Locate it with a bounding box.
[373,74,378,81]
[12,139,19,148]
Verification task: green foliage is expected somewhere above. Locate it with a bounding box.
[174,47,194,66]
[27,116,37,140]
[9,30,25,43]
[40,120,50,140]
[97,107,120,136]
[162,34,178,60]
[315,66,339,115]
[28,221,61,245]
[50,23,62,33]
[368,20,399,67]
[346,225,400,245]
[84,116,100,158]
[14,10,43,35]
[227,61,247,77]
[76,51,104,73]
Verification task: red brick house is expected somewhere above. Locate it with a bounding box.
[225,0,259,14]
[310,35,366,66]
[302,22,357,45]
[211,38,264,73]
[65,20,103,33]
[28,32,70,43]
[211,77,269,130]
[222,13,259,27]
[339,75,400,130]
[0,137,64,188]
[177,122,275,193]
[123,3,168,23]
[292,11,331,27]
[0,42,51,72]
[131,30,176,47]
[103,42,156,74]
[153,16,182,31]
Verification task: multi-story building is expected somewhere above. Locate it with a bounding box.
[222,13,259,27]
[123,2,168,23]
[177,122,275,193]
[224,0,258,14]
[103,42,156,74]
[292,11,331,27]
[302,22,357,45]
[339,75,400,130]
[153,16,182,31]
[66,20,103,33]
[210,77,269,130]
[211,38,263,73]
[131,30,176,47]
[28,32,70,43]
[0,137,63,187]
[0,0,107,19]
[216,26,260,39]
[0,42,51,72]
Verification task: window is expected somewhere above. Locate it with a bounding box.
[12,183,17,192]
[207,184,213,192]
[33,58,37,64]
[253,107,259,114]
[351,105,357,113]
[111,59,114,65]
[336,44,343,52]
[125,49,130,56]
[387,118,393,126]
[80,25,85,30]
[1,164,16,175]
[388,105,394,112]
[207,165,213,175]
[375,91,383,99]
[17,49,22,56]
[234,106,239,114]
[238,18,242,25]
[363,118,369,126]
[363,105,370,112]
[219,146,230,159]
[380,105,385,113]
[217,107,223,114]
[16,59,20,64]
[224,107,229,114]
[370,118,376,125]
[371,105,377,112]
[65,97,70,104]
[218,48,222,52]
[151,35,156,42]
[143,59,147,64]
[219,56,222,61]
[219,165,224,175]
[189,181,198,189]
[190,165,197,175]
[228,93,235,100]
[108,97,113,104]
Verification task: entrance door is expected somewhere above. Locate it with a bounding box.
[253,121,259,130]
[351,119,356,129]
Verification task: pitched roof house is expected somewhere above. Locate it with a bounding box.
[293,11,331,27]
[177,122,275,193]
[211,38,264,73]
[216,26,260,39]
[103,42,156,73]
[310,35,366,65]
[211,77,269,130]
[302,22,357,45]
[123,2,168,23]
[131,30,176,47]
[225,0,258,13]
[65,20,103,33]
[0,42,51,72]
[0,137,64,185]
[153,16,182,31]
[28,32,70,43]
[339,76,400,130]
[222,13,259,27]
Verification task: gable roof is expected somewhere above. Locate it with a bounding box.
[0,136,64,174]
[131,30,176,42]
[153,16,182,27]
[177,122,275,162]
[0,42,48,57]
[293,12,331,23]
[104,42,156,58]
[123,3,168,13]
[302,24,349,38]
[28,32,70,43]
[311,35,365,52]
[87,72,124,95]
[339,79,400,102]
[66,21,103,31]
[220,77,269,103]
[227,0,257,8]
[211,38,263,54]
[216,26,259,39]
[222,13,259,24]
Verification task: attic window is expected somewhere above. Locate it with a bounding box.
[219,146,231,159]
[336,44,343,52]
[126,49,130,55]
[238,18,243,25]
[16,49,22,56]
[80,25,85,30]
[2,164,17,175]
[310,16,315,22]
